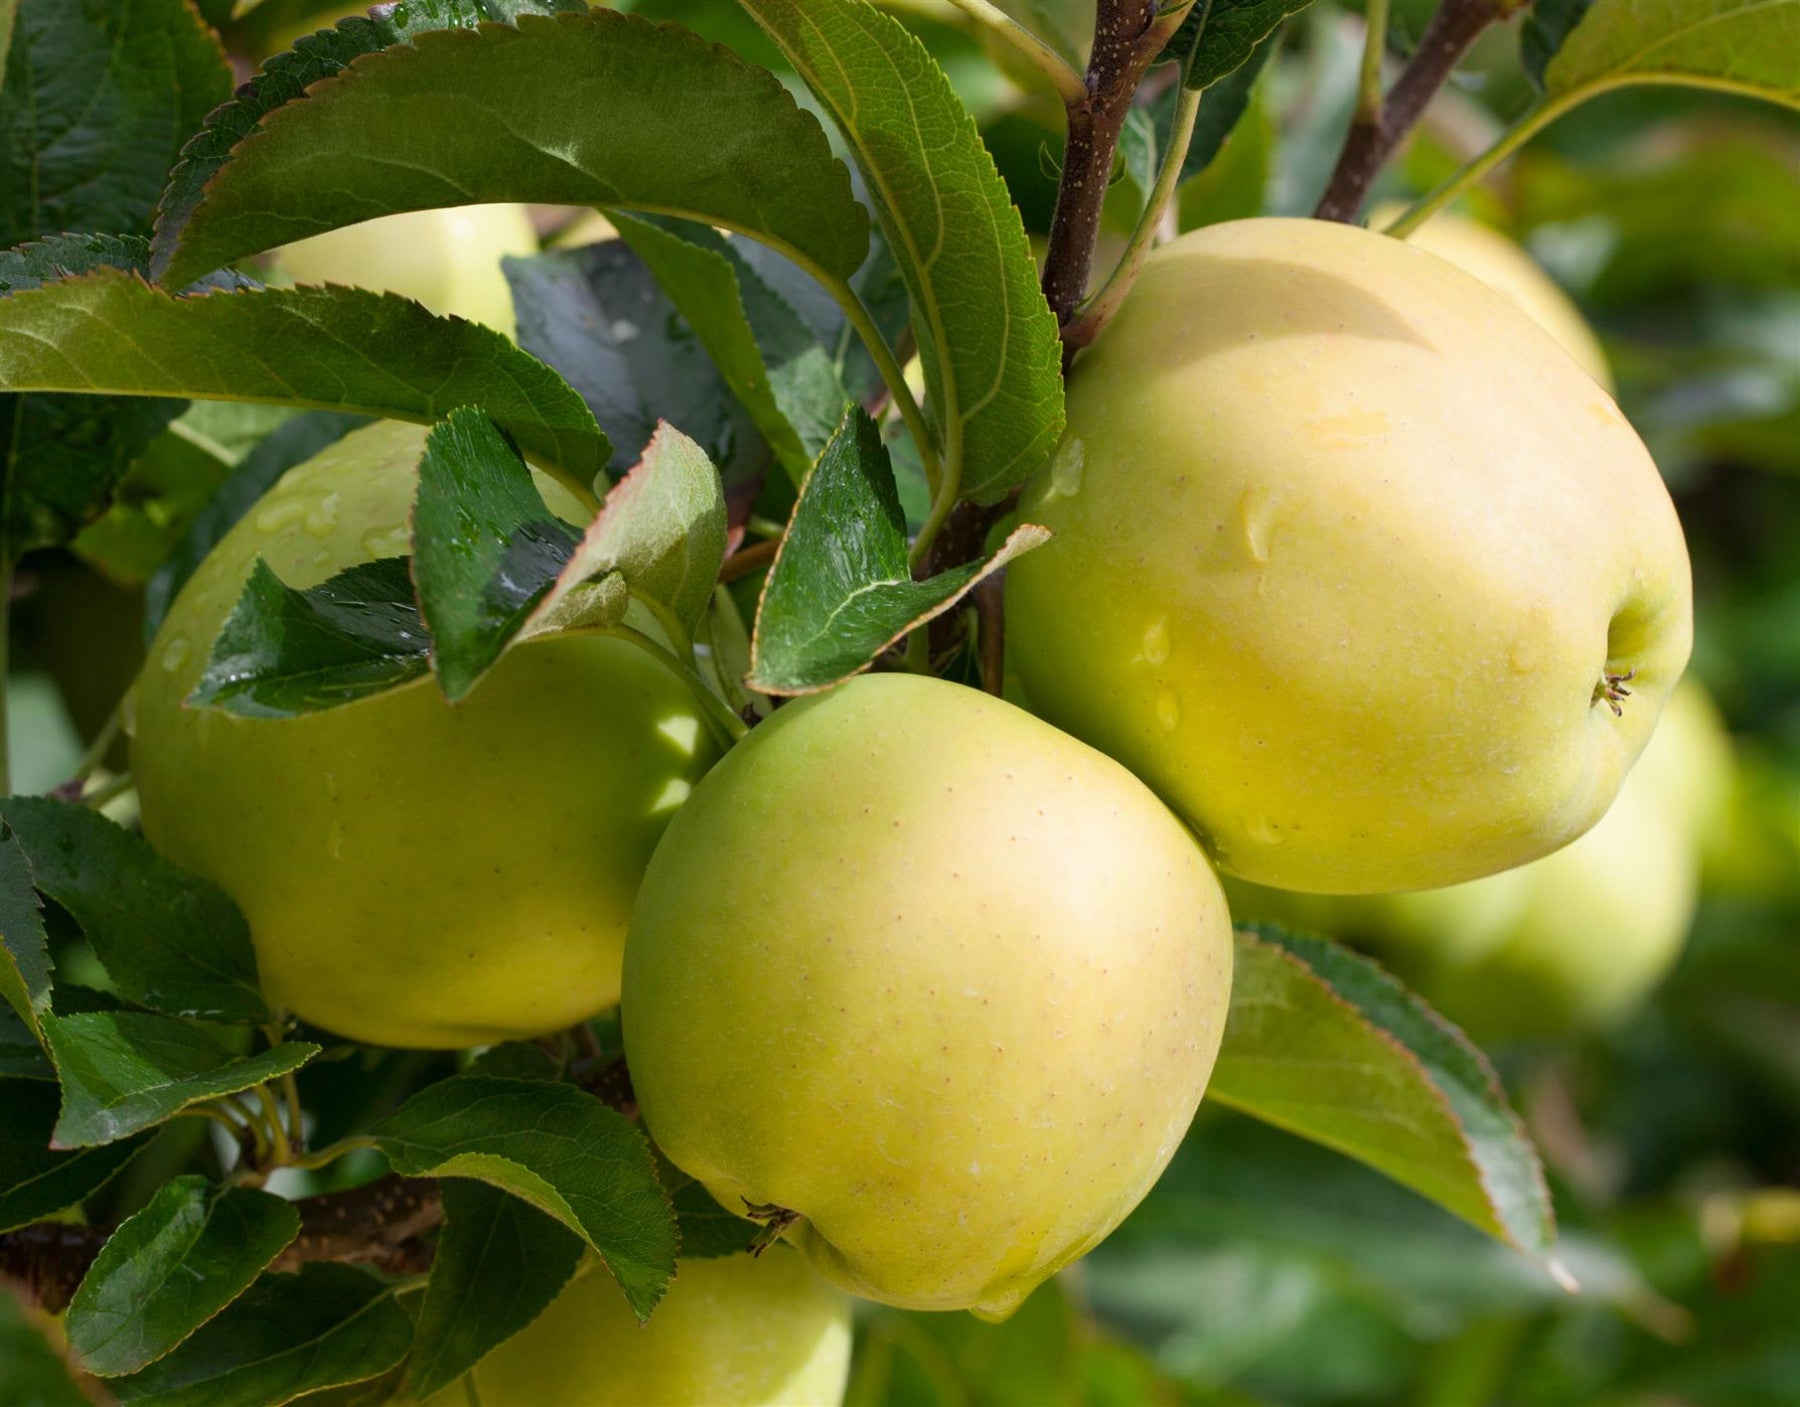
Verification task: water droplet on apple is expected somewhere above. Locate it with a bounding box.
[303,493,340,537]
[1046,438,1085,499]
[254,497,312,535]
[361,524,410,558]
[1244,813,1284,846]
[1139,617,1170,667]
[1155,688,1180,730]
[160,636,191,673]
[1238,488,1274,565]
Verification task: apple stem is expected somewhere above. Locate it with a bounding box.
[1313,0,1525,225]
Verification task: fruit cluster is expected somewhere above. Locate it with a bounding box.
[130,213,1691,1392]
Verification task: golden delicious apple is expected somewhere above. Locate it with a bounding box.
[622,673,1234,1318]
[130,420,719,1048]
[427,1252,852,1407]
[1006,217,1692,895]
[272,204,538,338]
[1372,203,1612,389]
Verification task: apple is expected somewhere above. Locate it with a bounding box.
[426,1251,853,1407]
[271,204,539,338]
[621,673,1234,1318]
[1371,203,1613,390]
[1006,216,1692,895]
[129,420,719,1048]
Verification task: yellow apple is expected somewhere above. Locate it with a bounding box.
[622,673,1233,1318]
[1006,217,1692,895]
[129,420,719,1048]
[1371,203,1612,390]
[271,204,539,338]
[426,1252,852,1407]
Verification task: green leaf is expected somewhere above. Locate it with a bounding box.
[41,1011,318,1148]
[412,409,581,703]
[671,1180,760,1259]
[1169,25,1279,184]
[742,0,1065,503]
[0,1005,51,1079]
[1521,0,1596,86]
[112,1264,414,1407]
[541,423,728,648]
[0,828,49,1041]
[67,1176,301,1378]
[0,797,266,1023]
[153,10,868,291]
[1209,927,1560,1265]
[747,408,1049,695]
[144,411,370,644]
[369,1075,677,1320]
[189,558,431,720]
[0,1291,91,1407]
[156,2,583,256]
[503,239,765,483]
[0,274,610,493]
[404,1181,584,1400]
[1535,0,1800,109]
[0,0,230,247]
[612,212,851,485]
[0,1078,144,1233]
[1163,0,1313,90]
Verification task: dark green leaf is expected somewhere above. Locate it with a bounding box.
[672,1180,760,1259]
[0,274,611,494]
[1522,0,1598,86]
[67,1176,301,1378]
[747,408,1048,695]
[503,239,765,483]
[41,1011,318,1148]
[1162,0,1313,90]
[112,1264,413,1407]
[188,558,430,720]
[0,1005,51,1079]
[0,1290,91,1407]
[742,0,1066,503]
[412,409,580,703]
[144,411,371,645]
[404,1180,583,1400]
[154,10,867,291]
[369,1076,676,1320]
[157,1,584,256]
[613,213,851,484]
[1167,26,1279,184]
[0,797,265,1023]
[0,0,230,247]
[0,828,49,1041]
[1210,927,1560,1264]
[0,1079,144,1233]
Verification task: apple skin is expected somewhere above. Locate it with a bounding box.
[1372,204,1612,390]
[622,673,1234,1319]
[1006,217,1692,895]
[129,420,719,1049]
[1229,682,1722,1037]
[428,1252,852,1407]
[272,204,539,338]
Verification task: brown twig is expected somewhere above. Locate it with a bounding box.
[1313,0,1523,223]
[0,1177,443,1314]
[1040,0,1188,343]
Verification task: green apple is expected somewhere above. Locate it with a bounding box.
[1371,203,1613,390]
[271,204,539,337]
[1414,705,1701,1039]
[622,673,1234,1318]
[129,420,719,1048]
[427,1252,852,1407]
[1006,217,1692,895]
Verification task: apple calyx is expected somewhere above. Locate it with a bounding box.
[1595,668,1638,717]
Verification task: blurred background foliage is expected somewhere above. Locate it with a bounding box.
[9,1,1798,1403]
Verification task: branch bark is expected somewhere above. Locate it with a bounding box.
[1313,0,1522,224]
[0,1176,443,1314]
